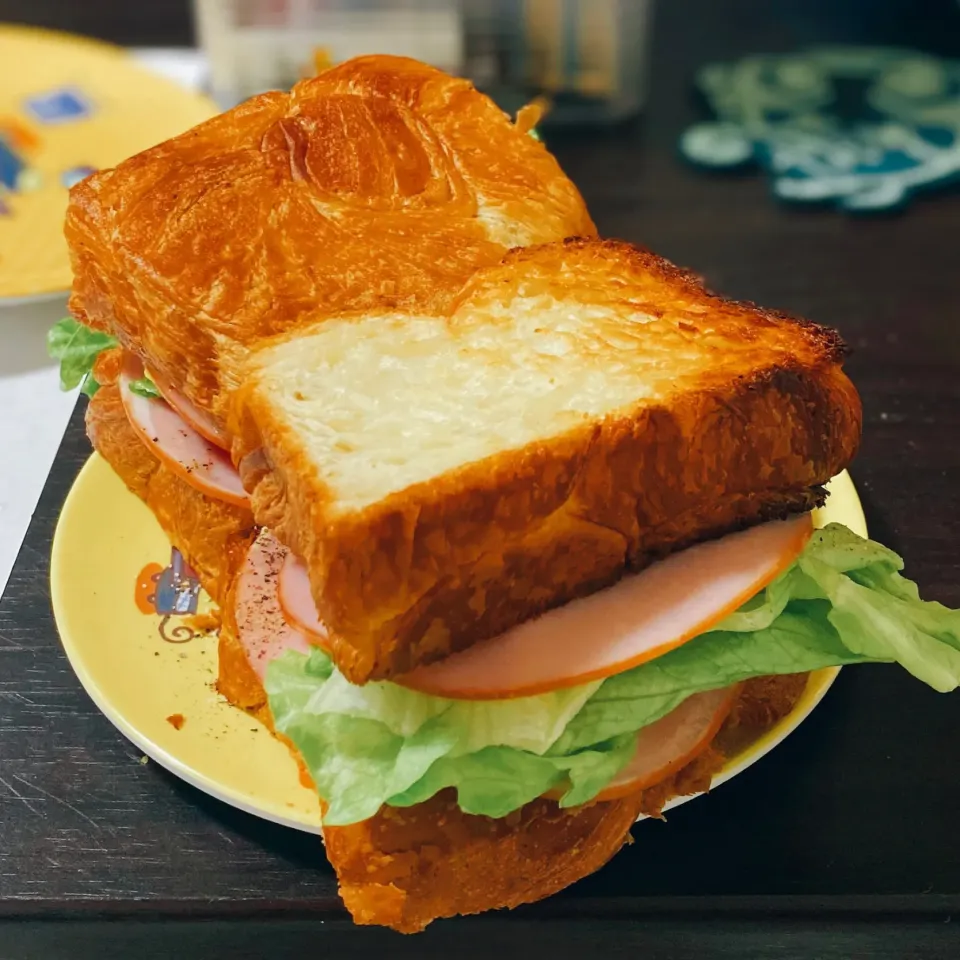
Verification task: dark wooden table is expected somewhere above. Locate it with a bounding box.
[3,2,960,958]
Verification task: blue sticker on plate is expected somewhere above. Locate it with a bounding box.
[61,165,96,189]
[679,46,960,212]
[24,87,93,125]
[0,139,24,192]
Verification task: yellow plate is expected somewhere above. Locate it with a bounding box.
[51,454,867,833]
[0,25,216,301]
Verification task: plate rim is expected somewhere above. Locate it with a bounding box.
[50,456,322,832]
[51,456,868,833]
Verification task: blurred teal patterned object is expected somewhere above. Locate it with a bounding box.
[680,47,960,211]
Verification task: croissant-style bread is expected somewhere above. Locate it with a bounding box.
[65,55,596,430]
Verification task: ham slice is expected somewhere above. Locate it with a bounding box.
[262,514,810,701]
[145,364,230,450]
[594,685,738,801]
[278,552,329,644]
[396,515,813,699]
[234,530,313,680]
[119,355,249,509]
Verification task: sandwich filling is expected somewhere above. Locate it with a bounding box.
[243,522,960,825]
[48,323,249,507]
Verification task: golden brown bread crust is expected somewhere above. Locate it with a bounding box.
[214,620,807,932]
[327,787,654,932]
[327,673,805,932]
[328,740,750,933]
[66,55,595,426]
[85,349,256,606]
[234,239,862,684]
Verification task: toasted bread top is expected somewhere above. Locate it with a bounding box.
[235,239,849,514]
[65,55,595,425]
[231,238,861,682]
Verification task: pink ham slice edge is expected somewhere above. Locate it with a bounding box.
[277,551,329,643]
[235,530,313,680]
[274,513,813,700]
[146,367,231,450]
[396,514,813,699]
[594,685,737,801]
[119,358,249,508]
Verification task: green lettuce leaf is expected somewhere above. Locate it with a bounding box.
[267,658,602,824]
[127,376,162,400]
[46,317,117,397]
[266,524,960,825]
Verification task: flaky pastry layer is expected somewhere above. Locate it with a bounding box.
[67,55,595,428]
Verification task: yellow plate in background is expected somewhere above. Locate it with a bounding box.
[50,455,868,833]
[0,25,216,301]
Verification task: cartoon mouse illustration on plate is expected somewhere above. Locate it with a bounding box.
[135,548,201,643]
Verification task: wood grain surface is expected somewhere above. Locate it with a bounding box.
[2,1,960,957]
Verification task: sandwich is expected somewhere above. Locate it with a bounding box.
[50,56,960,933]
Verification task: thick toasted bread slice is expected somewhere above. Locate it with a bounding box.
[232,239,862,684]
[324,778,683,933]
[66,55,594,431]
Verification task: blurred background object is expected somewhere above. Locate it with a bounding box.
[194,0,464,105]
[192,0,653,125]
[679,46,960,213]
[0,26,214,597]
[464,0,653,124]
[8,0,960,129]
[0,25,215,303]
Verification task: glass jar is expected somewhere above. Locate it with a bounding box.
[193,0,653,125]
